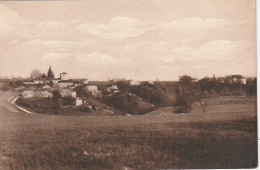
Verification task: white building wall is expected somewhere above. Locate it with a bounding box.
[60,73,68,80]
[76,99,83,106]
[58,82,73,88]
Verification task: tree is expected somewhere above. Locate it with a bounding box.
[246,77,257,96]
[41,73,47,78]
[52,90,62,114]
[196,90,210,113]
[47,66,54,79]
[30,69,42,79]
[174,75,196,113]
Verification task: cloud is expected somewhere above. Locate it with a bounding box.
[163,17,230,30]
[36,21,62,28]
[77,16,154,39]
[0,4,34,40]
[123,40,174,62]
[43,53,73,61]
[123,39,254,64]
[76,52,115,64]
[192,40,243,61]
[0,2,256,80]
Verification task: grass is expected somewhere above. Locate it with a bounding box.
[15,97,118,116]
[0,96,257,169]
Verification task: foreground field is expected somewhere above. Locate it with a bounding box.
[0,91,257,169]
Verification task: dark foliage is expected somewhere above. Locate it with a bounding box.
[246,78,257,96]
[47,66,54,79]
[62,96,76,106]
[15,80,24,86]
[52,90,62,114]
[16,97,53,114]
[130,84,172,107]
[75,85,92,98]
[174,75,196,113]
[100,93,153,115]
[77,104,91,113]
[41,73,47,78]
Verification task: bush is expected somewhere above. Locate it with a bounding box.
[52,90,62,114]
[77,105,91,113]
[174,97,192,113]
[75,85,92,98]
[16,97,53,114]
[62,96,76,106]
[15,80,24,86]
[130,84,169,107]
[99,93,154,115]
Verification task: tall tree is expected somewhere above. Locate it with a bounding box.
[47,66,54,79]
[175,75,196,113]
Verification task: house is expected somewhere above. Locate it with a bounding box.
[241,78,247,85]
[14,86,25,91]
[23,81,35,85]
[59,89,77,98]
[60,72,68,80]
[34,91,53,98]
[52,79,60,84]
[130,80,141,86]
[148,81,154,85]
[58,80,74,88]
[22,90,53,98]
[22,90,34,98]
[217,77,225,83]
[33,79,51,84]
[73,83,82,88]
[107,85,120,94]
[43,85,51,90]
[86,85,98,94]
[82,79,88,84]
[75,97,87,106]
[191,78,198,83]
[76,98,83,106]
[230,75,246,84]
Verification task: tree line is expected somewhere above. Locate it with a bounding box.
[175,75,257,113]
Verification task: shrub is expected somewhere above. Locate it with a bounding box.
[130,84,169,107]
[52,90,62,114]
[174,97,192,113]
[75,85,92,98]
[16,97,53,114]
[77,105,91,113]
[99,93,155,115]
[15,80,24,86]
[62,96,76,106]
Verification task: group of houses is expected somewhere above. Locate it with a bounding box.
[189,75,247,84]
[216,75,247,84]
[20,71,147,107]
[21,72,90,106]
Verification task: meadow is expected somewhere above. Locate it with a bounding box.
[0,95,257,169]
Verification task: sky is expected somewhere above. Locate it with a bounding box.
[0,0,256,81]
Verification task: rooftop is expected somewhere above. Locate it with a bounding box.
[58,80,82,83]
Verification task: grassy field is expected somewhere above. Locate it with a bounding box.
[0,94,257,169]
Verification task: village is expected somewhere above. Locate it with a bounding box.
[21,71,90,107]
[7,65,253,116]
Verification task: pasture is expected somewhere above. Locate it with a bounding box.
[0,94,257,169]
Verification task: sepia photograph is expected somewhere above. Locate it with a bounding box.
[0,0,257,169]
